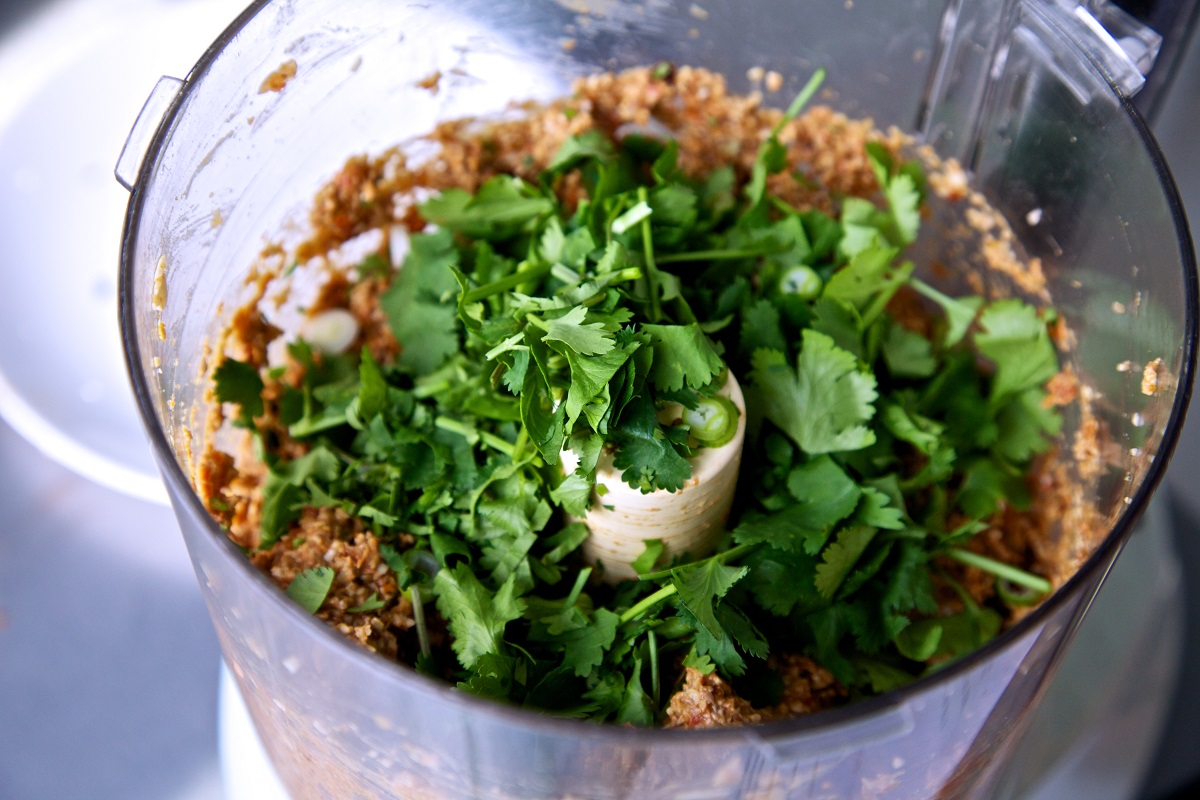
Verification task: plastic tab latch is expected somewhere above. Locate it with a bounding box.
[115,76,184,192]
[1045,0,1163,96]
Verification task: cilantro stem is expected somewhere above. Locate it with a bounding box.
[637,187,663,322]
[434,416,517,457]
[637,541,762,582]
[464,262,552,303]
[619,584,677,624]
[551,262,581,286]
[944,548,1052,594]
[412,380,452,399]
[648,629,660,705]
[771,68,827,138]
[410,583,431,659]
[512,425,529,461]
[655,246,785,264]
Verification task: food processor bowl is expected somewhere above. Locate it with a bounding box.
[117,1,1197,798]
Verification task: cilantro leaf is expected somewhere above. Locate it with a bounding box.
[881,320,937,378]
[541,522,590,566]
[725,455,863,554]
[631,539,665,575]
[822,246,912,327]
[560,335,639,431]
[992,388,1062,462]
[546,129,617,175]
[559,608,620,677]
[286,567,334,614]
[213,358,264,423]
[897,605,1002,662]
[671,559,749,638]
[539,306,615,356]
[611,392,692,493]
[433,565,526,670]
[348,593,387,613]
[911,279,981,347]
[881,541,938,619]
[810,297,865,359]
[381,231,460,376]
[615,656,655,726]
[854,487,905,530]
[956,457,1030,518]
[739,298,787,356]
[549,472,593,518]
[974,299,1059,400]
[748,331,878,455]
[741,546,821,616]
[420,176,554,240]
[356,349,388,421]
[815,524,878,598]
[259,471,302,550]
[520,359,566,466]
[640,323,724,393]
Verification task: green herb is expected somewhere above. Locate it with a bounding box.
[227,69,1065,722]
[286,567,335,614]
[213,358,264,425]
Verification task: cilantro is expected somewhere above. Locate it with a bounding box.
[559,608,621,677]
[538,306,615,356]
[822,246,912,327]
[641,323,724,392]
[815,524,877,599]
[420,175,554,240]
[615,656,655,726]
[631,539,665,575]
[226,88,1065,722]
[286,567,334,614]
[433,565,526,670]
[748,331,878,455]
[911,278,981,347]
[213,358,264,424]
[611,393,693,493]
[974,299,1059,400]
[348,593,387,613]
[881,320,938,378]
[259,471,303,550]
[380,230,460,376]
[671,559,748,638]
[549,472,593,518]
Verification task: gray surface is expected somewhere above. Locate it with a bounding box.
[0,421,224,799]
[1136,15,1200,796]
[0,2,1198,800]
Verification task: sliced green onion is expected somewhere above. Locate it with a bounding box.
[996,578,1048,606]
[778,265,823,300]
[683,395,739,447]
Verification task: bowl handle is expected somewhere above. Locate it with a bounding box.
[115,76,184,192]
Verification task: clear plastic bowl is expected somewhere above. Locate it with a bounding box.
[118,1,1197,798]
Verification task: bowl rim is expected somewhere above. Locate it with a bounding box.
[118,0,1200,746]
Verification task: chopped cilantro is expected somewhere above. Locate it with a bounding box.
[222,84,1065,722]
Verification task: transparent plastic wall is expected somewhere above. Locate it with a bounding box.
[118,1,1196,798]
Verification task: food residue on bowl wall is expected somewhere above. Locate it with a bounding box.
[259,59,298,94]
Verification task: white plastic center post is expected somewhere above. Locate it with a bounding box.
[560,373,747,582]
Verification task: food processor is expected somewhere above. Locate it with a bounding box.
[115,1,1197,798]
